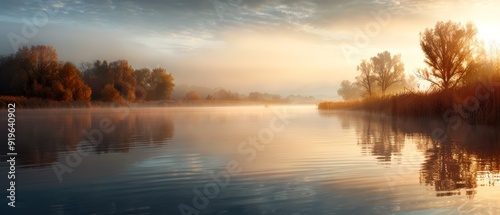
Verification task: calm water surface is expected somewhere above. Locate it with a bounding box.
[1,106,499,214]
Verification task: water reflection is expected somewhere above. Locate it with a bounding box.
[1,106,499,214]
[320,110,500,197]
[321,111,405,163]
[6,108,174,167]
[477,171,500,186]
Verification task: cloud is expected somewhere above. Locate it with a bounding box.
[0,0,498,96]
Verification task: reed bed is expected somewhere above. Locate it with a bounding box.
[318,81,500,125]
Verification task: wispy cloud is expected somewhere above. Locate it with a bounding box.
[0,0,498,96]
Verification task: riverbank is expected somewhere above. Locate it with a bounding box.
[318,81,500,125]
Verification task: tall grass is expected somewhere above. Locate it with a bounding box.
[318,80,500,125]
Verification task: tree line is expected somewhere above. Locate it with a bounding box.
[182,88,311,103]
[338,21,500,101]
[338,50,417,100]
[0,45,174,102]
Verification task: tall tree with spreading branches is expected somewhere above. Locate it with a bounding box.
[417,21,481,90]
[371,51,405,94]
[356,59,376,97]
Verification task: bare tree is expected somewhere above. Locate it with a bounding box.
[372,51,405,94]
[479,42,500,80]
[385,74,419,94]
[337,80,361,100]
[417,21,481,90]
[355,59,376,97]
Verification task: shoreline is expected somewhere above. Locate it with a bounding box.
[0,96,315,109]
[318,82,500,126]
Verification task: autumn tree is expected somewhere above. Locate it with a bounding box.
[109,60,137,101]
[101,84,122,102]
[82,60,111,101]
[371,51,405,94]
[51,62,91,101]
[17,45,60,96]
[134,67,175,101]
[0,45,91,101]
[149,68,174,100]
[417,21,481,90]
[134,68,151,89]
[355,59,376,97]
[82,60,138,102]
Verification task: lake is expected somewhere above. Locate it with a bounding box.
[1,106,499,214]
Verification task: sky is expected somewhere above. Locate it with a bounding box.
[1,0,499,98]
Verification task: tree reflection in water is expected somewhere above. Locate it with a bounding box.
[319,110,500,198]
[12,108,174,167]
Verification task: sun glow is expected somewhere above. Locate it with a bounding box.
[477,24,500,49]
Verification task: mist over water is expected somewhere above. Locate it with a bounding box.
[0,106,499,214]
